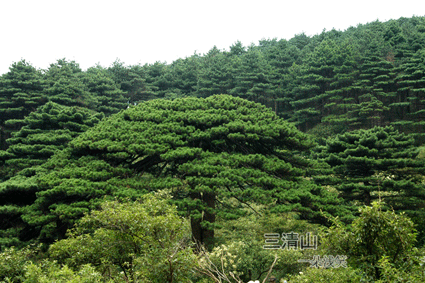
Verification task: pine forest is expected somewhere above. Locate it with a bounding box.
[0,16,425,282]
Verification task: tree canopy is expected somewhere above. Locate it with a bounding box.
[17,95,343,247]
[314,126,425,242]
[0,60,46,150]
[0,102,103,248]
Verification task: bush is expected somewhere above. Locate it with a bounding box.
[24,261,103,283]
[48,192,197,282]
[0,245,39,283]
[284,266,362,283]
[321,201,422,281]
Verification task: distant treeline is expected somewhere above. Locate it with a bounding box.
[2,16,425,148]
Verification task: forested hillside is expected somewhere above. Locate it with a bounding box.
[0,16,425,282]
[105,16,425,141]
[2,17,425,148]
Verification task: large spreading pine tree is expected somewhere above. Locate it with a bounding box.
[19,95,341,247]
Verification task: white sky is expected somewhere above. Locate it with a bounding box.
[1,0,424,75]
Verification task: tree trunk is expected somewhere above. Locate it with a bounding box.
[190,192,216,250]
[364,190,371,206]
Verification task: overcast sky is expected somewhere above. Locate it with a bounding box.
[1,0,424,75]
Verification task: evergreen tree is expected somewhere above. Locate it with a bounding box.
[0,102,103,180]
[314,126,425,228]
[264,39,300,115]
[394,47,425,142]
[230,48,275,104]
[0,102,103,249]
[229,40,246,57]
[82,66,127,116]
[167,55,201,97]
[289,39,357,131]
[21,95,340,247]
[0,60,47,150]
[351,39,394,128]
[197,47,236,98]
[143,61,171,99]
[288,32,312,51]
[44,59,96,108]
[108,60,155,104]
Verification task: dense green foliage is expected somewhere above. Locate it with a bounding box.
[16,95,341,248]
[48,193,197,282]
[2,17,425,144]
[0,60,47,150]
[314,126,425,226]
[0,16,425,282]
[318,201,424,282]
[0,102,103,181]
[102,17,425,142]
[0,103,104,248]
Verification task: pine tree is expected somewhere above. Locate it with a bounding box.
[82,66,127,116]
[265,39,300,115]
[108,60,155,104]
[44,59,96,109]
[351,42,395,128]
[20,95,341,247]
[0,102,103,248]
[394,48,425,142]
[314,126,425,227]
[167,55,200,97]
[290,39,356,131]
[143,61,171,99]
[0,60,47,150]
[197,47,236,98]
[230,48,275,104]
[0,102,103,180]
